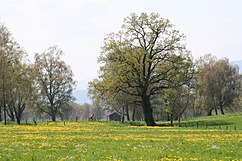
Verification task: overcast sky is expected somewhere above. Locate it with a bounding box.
[1,0,242,85]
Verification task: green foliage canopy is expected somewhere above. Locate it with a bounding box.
[89,13,194,125]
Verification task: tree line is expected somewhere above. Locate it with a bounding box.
[0,24,76,124]
[1,13,241,126]
[88,13,242,126]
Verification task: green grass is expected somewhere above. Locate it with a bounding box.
[182,113,242,129]
[0,114,241,161]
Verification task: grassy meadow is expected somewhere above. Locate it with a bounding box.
[0,114,242,161]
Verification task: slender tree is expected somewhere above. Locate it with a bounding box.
[34,46,76,121]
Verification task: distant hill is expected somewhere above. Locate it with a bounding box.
[73,89,91,104]
[73,78,93,104]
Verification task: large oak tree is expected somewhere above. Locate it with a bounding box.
[89,13,193,126]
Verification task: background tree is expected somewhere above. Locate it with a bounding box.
[164,84,194,126]
[89,79,140,122]
[89,13,193,126]
[8,63,34,124]
[196,54,240,115]
[64,102,82,121]
[100,92,131,122]
[34,46,76,121]
[0,23,28,125]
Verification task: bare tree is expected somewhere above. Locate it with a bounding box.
[34,46,76,121]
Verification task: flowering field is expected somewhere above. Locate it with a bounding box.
[0,121,241,161]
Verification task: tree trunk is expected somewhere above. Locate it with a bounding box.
[218,101,225,115]
[215,106,218,115]
[51,115,56,121]
[4,103,7,125]
[121,114,124,122]
[7,109,15,122]
[132,105,136,121]
[51,106,57,121]
[16,116,21,125]
[207,108,213,116]
[142,96,157,126]
[15,104,25,125]
[220,106,225,115]
[166,112,170,121]
[178,112,181,127]
[170,113,174,126]
[126,105,130,121]
[0,106,2,122]
[121,106,125,122]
